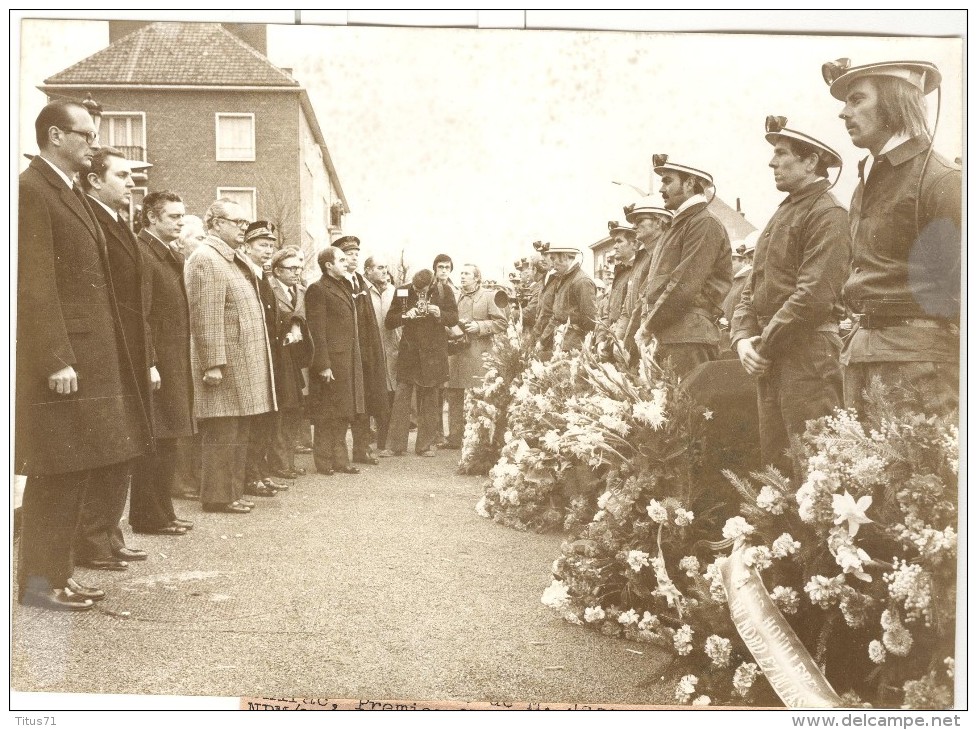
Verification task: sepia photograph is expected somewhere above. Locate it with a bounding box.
[9,9,964,718]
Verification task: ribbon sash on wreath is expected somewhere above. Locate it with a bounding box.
[718,540,844,708]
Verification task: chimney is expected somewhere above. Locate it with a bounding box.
[736,197,745,217]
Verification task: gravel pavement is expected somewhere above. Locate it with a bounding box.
[12,441,674,707]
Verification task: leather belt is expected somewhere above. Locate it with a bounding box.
[853,314,946,330]
[756,317,839,334]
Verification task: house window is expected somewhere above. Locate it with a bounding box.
[99,112,146,162]
[215,113,256,161]
[217,187,256,220]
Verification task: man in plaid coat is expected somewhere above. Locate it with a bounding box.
[185,199,276,513]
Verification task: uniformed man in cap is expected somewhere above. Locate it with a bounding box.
[240,221,289,497]
[636,156,732,377]
[721,233,758,326]
[731,117,852,475]
[597,221,637,357]
[619,200,672,365]
[528,241,558,350]
[536,244,597,356]
[822,58,961,416]
[332,235,388,465]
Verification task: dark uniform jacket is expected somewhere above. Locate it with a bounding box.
[640,200,732,346]
[540,262,598,351]
[529,271,557,343]
[385,284,458,387]
[843,136,961,364]
[139,229,195,440]
[15,156,149,475]
[604,260,633,330]
[730,179,852,358]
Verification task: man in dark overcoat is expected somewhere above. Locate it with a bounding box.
[16,101,150,610]
[334,236,388,466]
[129,190,196,534]
[305,246,364,475]
[75,147,158,569]
[266,246,312,478]
[385,269,459,456]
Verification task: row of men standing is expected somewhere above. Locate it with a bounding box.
[519,57,960,480]
[16,101,198,610]
[15,100,387,611]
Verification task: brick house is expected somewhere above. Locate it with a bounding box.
[40,21,348,262]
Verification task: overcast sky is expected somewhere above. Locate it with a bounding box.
[16,12,963,281]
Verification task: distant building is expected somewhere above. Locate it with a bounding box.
[41,21,349,265]
[588,196,757,280]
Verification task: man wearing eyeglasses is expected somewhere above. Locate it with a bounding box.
[184,199,276,514]
[16,100,151,611]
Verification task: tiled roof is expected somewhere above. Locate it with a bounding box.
[707,196,757,242]
[44,22,298,87]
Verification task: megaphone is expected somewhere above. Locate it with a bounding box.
[494,289,510,309]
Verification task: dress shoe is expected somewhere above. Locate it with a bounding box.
[337,465,360,475]
[171,518,194,530]
[418,449,437,457]
[244,481,277,497]
[114,547,148,561]
[377,449,395,458]
[133,524,186,536]
[174,490,201,500]
[270,468,303,480]
[19,587,94,612]
[445,442,462,450]
[79,558,129,571]
[263,478,289,491]
[353,455,380,465]
[202,502,252,514]
[66,578,106,601]
[235,499,256,508]
[294,445,313,454]
[434,439,449,449]
[317,468,335,476]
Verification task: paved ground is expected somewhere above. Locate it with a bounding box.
[12,440,673,707]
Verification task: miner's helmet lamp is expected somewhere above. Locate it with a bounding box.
[764,115,843,169]
[821,57,942,100]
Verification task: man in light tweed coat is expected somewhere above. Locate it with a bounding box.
[185,199,276,513]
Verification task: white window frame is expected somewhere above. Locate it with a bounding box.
[100,111,147,159]
[215,113,256,162]
[216,187,257,220]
